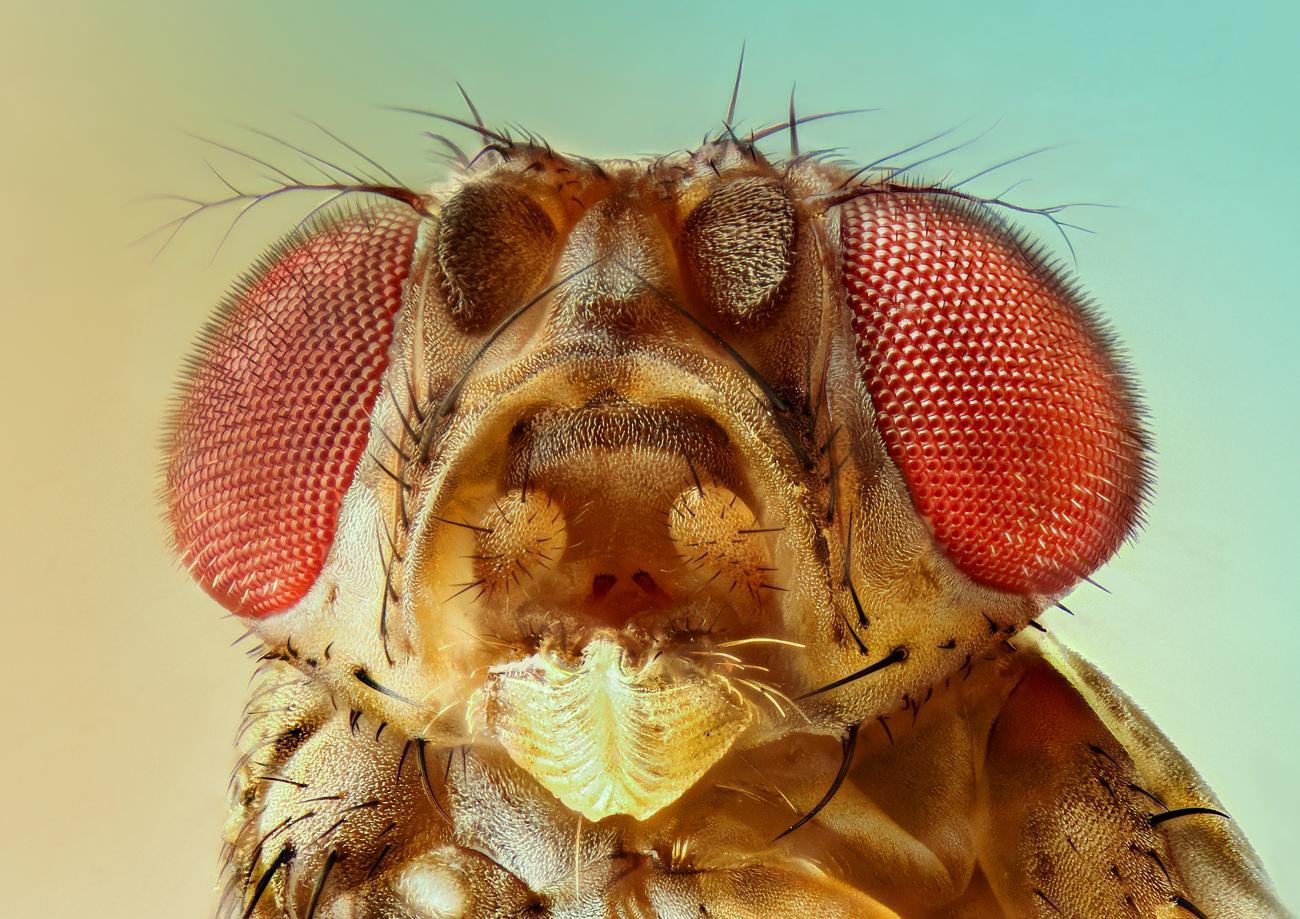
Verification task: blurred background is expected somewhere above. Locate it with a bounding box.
[3,0,1296,914]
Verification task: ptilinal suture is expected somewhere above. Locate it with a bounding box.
[162,61,1286,918]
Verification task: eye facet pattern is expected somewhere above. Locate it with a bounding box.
[434,181,559,328]
[841,193,1148,595]
[165,207,420,618]
[681,177,796,322]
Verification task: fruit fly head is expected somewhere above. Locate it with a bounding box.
[164,113,1147,821]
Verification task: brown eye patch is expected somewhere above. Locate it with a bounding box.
[434,181,559,329]
[681,177,796,322]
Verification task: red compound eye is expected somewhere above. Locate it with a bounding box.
[841,192,1148,595]
[165,207,420,618]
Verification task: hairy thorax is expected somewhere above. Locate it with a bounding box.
[165,126,1281,917]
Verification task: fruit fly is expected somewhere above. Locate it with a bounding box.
[161,66,1284,918]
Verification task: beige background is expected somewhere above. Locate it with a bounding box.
[4,2,1295,915]
[4,9,254,915]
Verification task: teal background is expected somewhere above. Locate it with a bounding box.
[4,0,1296,913]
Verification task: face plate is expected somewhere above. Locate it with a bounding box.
[218,147,1069,747]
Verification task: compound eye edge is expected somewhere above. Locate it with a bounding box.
[841,191,1150,596]
[164,207,421,618]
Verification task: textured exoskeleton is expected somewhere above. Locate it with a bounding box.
[164,101,1285,917]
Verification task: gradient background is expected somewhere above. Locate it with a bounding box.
[4,0,1296,914]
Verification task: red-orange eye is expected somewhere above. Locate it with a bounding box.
[165,207,421,618]
[841,192,1148,595]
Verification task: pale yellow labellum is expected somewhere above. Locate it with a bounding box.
[471,639,751,821]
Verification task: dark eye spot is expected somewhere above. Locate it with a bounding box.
[681,178,796,322]
[435,182,558,329]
